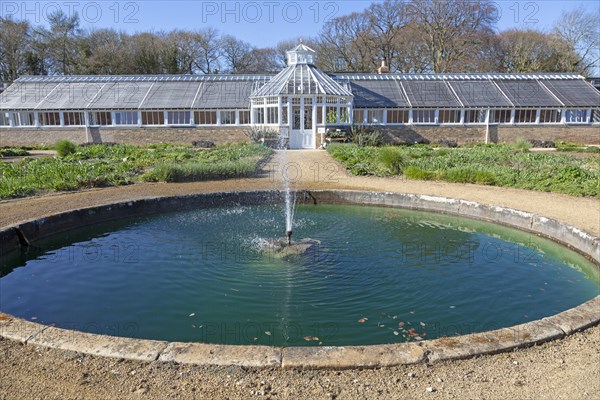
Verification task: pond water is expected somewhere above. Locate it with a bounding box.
[1,204,598,346]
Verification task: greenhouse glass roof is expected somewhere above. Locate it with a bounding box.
[1,72,598,111]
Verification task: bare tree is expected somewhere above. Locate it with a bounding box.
[498,29,579,73]
[44,10,82,75]
[367,0,407,72]
[0,18,30,81]
[80,29,132,75]
[220,35,253,73]
[393,24,431,73]
[408,0,497,73]
[238,48,281,73]
[318,12,376,72]
[167,30,203,74]
[194,28,221,74]
[553,6,600,75]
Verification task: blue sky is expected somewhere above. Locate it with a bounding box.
[1,1,598,47]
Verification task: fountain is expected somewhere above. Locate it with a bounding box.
[261,135,321,259]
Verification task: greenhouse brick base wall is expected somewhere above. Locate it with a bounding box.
[0,125,598,147]
[0,127,250,147]
[379,125,600,145]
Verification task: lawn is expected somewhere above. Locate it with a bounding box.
[0,143,272,199]
[328,143,600,198]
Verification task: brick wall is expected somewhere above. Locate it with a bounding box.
[494,125,600,144]
[1,124,598,147]
[378,125,600,145]
[0,126,250,147]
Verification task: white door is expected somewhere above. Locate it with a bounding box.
[289,99,315,149]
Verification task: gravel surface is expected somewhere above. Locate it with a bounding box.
[1,150,599,399]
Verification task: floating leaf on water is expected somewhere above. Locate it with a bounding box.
[304,336,320,341]
[189,313,195,317]
[265,331,272,336]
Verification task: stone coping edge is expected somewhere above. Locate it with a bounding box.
[0,190,598,369]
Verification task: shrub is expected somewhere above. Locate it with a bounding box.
[144,159,257,182]
[55,140,77,157]
[350,125,383,147]
[435,139,457,148]
[403,166,434,180]
[513,138,532,152]
[244,127,279,143]
[0,148,29,157]
[379,147,405,175]
[443,168,496,185]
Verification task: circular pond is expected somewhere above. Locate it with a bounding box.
[1,203,598,347]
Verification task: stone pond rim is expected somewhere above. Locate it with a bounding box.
[0,190,599,369]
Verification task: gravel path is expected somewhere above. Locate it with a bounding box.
[1,150,599,400]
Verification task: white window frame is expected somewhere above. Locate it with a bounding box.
[490,108,512,124]
[538,108,562,124]
[166,111,191,126]
[220,110,236,125]
[366,109,385,124]
[63,111,85,127]
[464,109,487,125]
[194,110,218,126]
[514,108,537,124]
[0,112,11,127]
[113,111,139,126]
[564,109,590,124]
[438,109,462,125]
[38,112,61,127]
[386,109,410,125]
[412,109,436,125]
[89,111,113,126]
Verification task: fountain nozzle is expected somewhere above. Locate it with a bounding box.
[286,230,293,246]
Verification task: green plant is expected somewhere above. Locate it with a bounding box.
[513,138,532,152]
[244,127,279,143]
[585,146,600,154]
[349,125,383,147]
[327,130,347,139]
[143,159,257,182]
[0,148,29,157]
[379,147,405,175]
[55,140,77,157]
[328,143,600,197]
[443,168,496,185]
[403,166,434,180]
[0,143,272,200]
[326,110,338,124]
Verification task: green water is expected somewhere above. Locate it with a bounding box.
[1,204,598,346]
